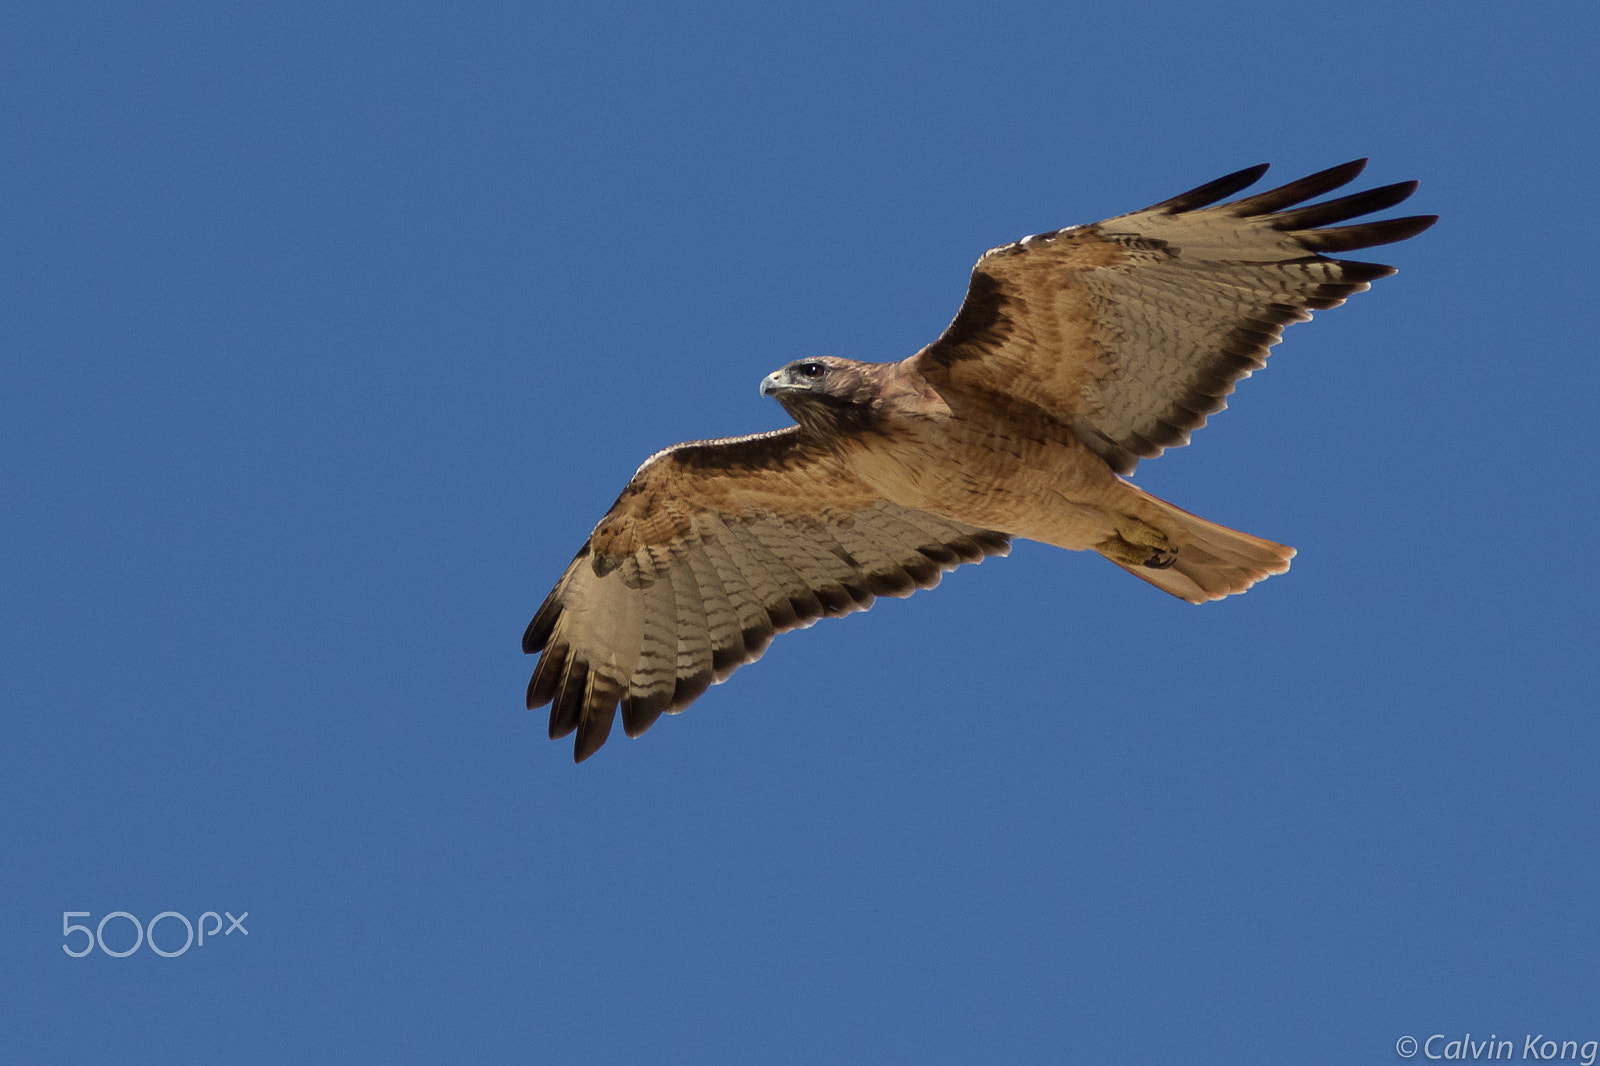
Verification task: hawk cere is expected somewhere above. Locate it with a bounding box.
[525,160,1435,760]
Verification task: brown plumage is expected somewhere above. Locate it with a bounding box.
[525,159,1436,760]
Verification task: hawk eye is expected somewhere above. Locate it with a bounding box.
[796,361,826,378]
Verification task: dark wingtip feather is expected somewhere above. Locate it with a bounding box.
[619,694,665,741]
[1147,163,1270,214]
[526,642,568,711]
[573,704,616,762]
[523,593,561,654]
[1319,260,1398,284]
[548,660,589,739]
[525,543,591,653]
[548,705,577,739]
[1298,214,1438,253]
[1225,158,1368,215]
[1271,181,1421,231]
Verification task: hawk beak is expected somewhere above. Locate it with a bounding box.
[759,371,784,398]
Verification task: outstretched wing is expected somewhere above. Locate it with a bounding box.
[524,427,1011,761]
[913,159,1438,475]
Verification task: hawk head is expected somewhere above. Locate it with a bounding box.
[759,357,879,436]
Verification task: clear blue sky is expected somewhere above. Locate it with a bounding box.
[5,3,1598,1063]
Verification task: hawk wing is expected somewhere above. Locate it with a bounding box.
[524,428,1011,761]
[912,159,1438,474]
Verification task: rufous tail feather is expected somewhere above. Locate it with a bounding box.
[1104,484,1295,603]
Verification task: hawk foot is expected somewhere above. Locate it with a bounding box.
[1095,520,1176,570]
[1140,545,1177,569]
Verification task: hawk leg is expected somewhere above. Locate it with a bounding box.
[1094,518,1177,570]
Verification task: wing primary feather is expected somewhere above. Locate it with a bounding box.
[619,694,663,744]
[522,596,560,654]
[1271,181,1420,231]
[1314,260,1396,284]
[1146,163,1270,213]
[549,659,589,741]
[573,671,620,762]
[528,640,569,713]
[523,548,588,653]
[1223,158,1368,215]
[1297,215,1439,252]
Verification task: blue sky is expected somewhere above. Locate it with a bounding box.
[4,2,1598,1062]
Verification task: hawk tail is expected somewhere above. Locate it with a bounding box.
[1107,486,1296,604]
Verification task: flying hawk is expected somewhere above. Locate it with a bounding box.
[525,159,1435,761]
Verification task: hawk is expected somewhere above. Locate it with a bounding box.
[525,159,1434,760]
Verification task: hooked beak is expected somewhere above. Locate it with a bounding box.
[759,370,786,398]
